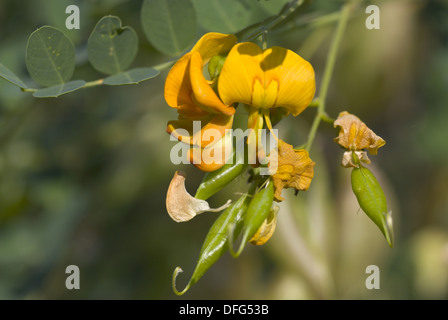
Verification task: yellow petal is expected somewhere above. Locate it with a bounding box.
[164,53,208,119]
[218,42,264,107]
[189,52,235,116]
[334,111,386,154]
[187,131,233,172]
[191,33,237,63]
[219,43,315,115]
[263,47,316,116]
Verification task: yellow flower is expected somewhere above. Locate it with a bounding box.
[165,32,237,149]
[218,42,316,116]
[268,139,315,202]
[165,33,237,171]
[334,111,386,167]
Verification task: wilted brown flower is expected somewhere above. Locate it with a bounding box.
[166,171,231,222]
[334,111,386,167]
[268,140,315,202]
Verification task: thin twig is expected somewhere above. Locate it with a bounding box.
[306,2,354,152]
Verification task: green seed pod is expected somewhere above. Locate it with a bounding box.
[172,193,251,295]
[195,151,247,201]
[229,180,274,257]
[351,166,394,247]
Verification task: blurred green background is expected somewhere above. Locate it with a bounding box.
[0,0,447,299]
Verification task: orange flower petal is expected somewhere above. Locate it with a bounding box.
[191,33,238,63]
[187,132,233,172]
[189,52,235,116]
[167,114,233,148]
[164,53,208,119]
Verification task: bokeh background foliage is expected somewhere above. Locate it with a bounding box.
[0,0,447,299]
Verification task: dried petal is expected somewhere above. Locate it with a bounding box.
[342,150,371,168]
[249,205,279,245]
[166,171,231,222]
[268,140,315,202]
[334,111,386,154]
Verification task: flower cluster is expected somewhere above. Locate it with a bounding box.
[164,32,319,294]
[165,32,316,206]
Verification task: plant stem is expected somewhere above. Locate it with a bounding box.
[21,87,37,93]
[305,2,354,152]
[21,60,175,93]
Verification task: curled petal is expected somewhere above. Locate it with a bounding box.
[191,33,238,63]
[249,205,279,245]
[164,53,208,119]
[189,52,235,116]
[334,111,386,154]
[187,131,233,172]
[167,114,234,148]
[164,33,237,118]
[166,171,231,222]
[342,150,371,168]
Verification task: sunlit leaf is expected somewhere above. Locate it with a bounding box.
[103,67,159,85]
[26,26,76,87]
[141,0,197,56]
[192,0,251,33]
[0,63,28,89]
[32,80,86,98]
[87,16,139,75]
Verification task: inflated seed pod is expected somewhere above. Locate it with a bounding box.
[351,166,394,247]
[172,193,251,295]
[229,180,274,257]
[195,151,246,200]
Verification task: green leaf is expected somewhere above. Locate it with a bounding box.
[141,0,197,56]
[0,63,28,89]
[32,80,86,98]
[103,67,159,86]
[26,26,76,87]
[191,0,251,33]
[256,0,290,15]
[87,16,139,75]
